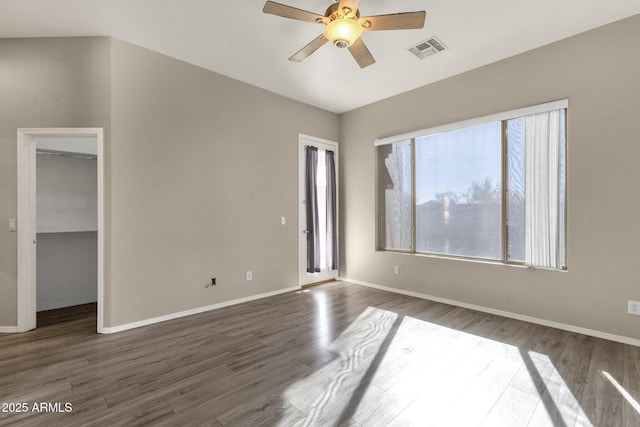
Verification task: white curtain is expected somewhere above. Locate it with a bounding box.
[384,141,412,250]
[524,110,564,268]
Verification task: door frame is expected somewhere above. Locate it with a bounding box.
[17,128,105,333]
[298,134,339,287]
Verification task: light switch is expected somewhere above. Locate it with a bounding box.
[281,216,286,225]
[8,219,16,232]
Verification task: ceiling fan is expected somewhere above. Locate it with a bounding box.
[263,0,426,68]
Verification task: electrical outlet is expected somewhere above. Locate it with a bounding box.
[8,219,16,232]
[394,266,400,274]
[281,216,286,225]
[628,300,640,316]
[246,271,253,281]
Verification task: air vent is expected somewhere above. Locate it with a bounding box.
[408,36,447,59]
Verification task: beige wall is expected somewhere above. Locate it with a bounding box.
[0,37,338,329]
[0,37,110,327]
[340,14,640,340]
[107,39,338,326]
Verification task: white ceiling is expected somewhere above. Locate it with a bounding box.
[1,0,639,113]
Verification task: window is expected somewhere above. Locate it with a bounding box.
[415,122,502,259]
[376,100,567,269]
[378,140,412,251]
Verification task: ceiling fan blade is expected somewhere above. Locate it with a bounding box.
[348,38,375,68]
[263,1,324,23]
[289,34,328,62]
[338,0,361,14]
[361,11,426,31]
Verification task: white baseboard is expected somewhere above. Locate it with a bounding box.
[101,286,300,334]
[0,326,19,333]
[340,277,640,347]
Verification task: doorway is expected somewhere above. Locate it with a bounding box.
[17,128,105,333]
[298,134,339,287]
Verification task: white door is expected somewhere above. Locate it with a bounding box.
[299,134,338,286]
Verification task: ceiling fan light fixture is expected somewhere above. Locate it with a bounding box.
[323,18,363,48]
[263,0,426,68]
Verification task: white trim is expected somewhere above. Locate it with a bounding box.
[374,99,569,146]
[17,131,36,332]
[0,327,19,333]
[340,278,640,347]
[96,130,105,334]
[299,133,339,147]
[101,286,300,334]
[17,128,105,334]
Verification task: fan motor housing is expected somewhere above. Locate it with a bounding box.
[324,2,360,20]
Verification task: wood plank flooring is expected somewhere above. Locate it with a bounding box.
[36,303,97,327]
[1,282,638,426]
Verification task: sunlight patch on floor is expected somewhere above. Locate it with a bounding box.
[277,305,592,426]
[521,351,590,426]
[282,306,399,426]
[602,371,640,415]
[312,291,333,350]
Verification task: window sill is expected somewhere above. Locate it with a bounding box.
[376,249,567,271]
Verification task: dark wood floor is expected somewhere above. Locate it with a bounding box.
[1,282,639,426]
[36,302,98,327]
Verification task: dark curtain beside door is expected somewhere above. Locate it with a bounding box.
[305,146,338,273]
[325,150,338,270]
[305,146,320,273]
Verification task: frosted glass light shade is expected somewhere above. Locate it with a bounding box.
[324,19,363,48]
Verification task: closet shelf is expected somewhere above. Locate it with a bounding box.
[36,230,98,234]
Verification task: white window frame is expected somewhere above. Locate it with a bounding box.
[375,100,568,146]
[375,100,568,269]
